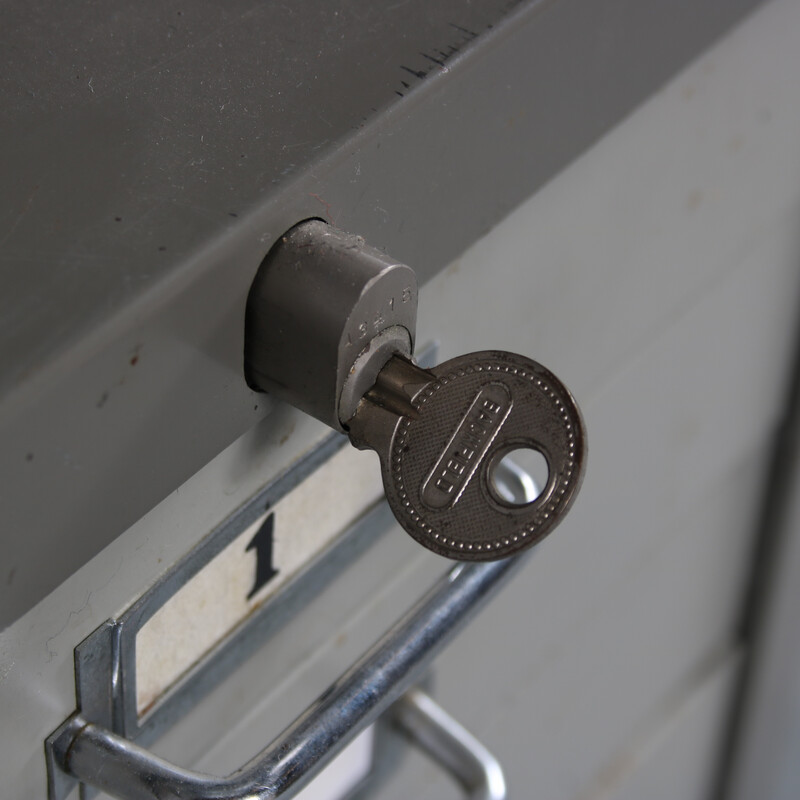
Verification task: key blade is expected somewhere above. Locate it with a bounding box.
[345,356,433,453]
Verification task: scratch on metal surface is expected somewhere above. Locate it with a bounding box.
[0,185,39,247]
[43,555,125,663]
[309,192,335,224]
[400,65,427,80]
[44,591,93,662]
[392,11,519,99]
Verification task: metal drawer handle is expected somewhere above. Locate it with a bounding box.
[392,688,506,800]
[48,556,525,800]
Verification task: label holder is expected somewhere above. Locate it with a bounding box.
[72,431,395,754]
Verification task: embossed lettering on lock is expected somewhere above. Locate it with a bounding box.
[346,351,586,561]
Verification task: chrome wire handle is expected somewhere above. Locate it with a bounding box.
[48,556,524,800]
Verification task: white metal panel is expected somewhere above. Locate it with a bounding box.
[372,0,800,795]
[578,652,742,800]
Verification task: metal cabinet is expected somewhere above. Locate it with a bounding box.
[3,1,800,798]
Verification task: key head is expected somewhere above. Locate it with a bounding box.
[379,351,586,561]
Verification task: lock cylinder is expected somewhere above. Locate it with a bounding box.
[244,220,418,431]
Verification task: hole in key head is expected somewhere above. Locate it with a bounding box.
[489,447,549,506]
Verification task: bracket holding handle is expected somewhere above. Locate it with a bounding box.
[392,688,507,800]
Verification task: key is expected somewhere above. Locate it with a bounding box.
[345,350,586,561]
[245,220,586,561]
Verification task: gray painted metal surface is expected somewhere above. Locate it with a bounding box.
[0,0,763,626]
